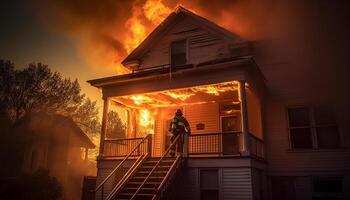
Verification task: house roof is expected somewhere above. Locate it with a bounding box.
[89,56,253,88]
[16,113,95,149]
[122,6,247,66]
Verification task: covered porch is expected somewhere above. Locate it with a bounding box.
[89,58,265,160]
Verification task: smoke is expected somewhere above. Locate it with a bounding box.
[27,0,350,93]
[27,0,280,73]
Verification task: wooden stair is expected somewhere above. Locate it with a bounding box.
[113,157,178,200]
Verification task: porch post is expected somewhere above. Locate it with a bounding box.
[99,98,110,156]
[239,80,250,156]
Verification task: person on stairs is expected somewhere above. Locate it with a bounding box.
[168,109,191,157]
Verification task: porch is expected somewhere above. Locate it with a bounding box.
[97,79,264,160]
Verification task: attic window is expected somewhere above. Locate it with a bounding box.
[171,40,187,66]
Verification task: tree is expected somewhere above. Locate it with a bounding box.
[107,110,126,139]
[0,60,100,135]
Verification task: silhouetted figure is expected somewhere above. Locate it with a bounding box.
[168,109,191,157]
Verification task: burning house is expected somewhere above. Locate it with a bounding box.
[88,6,350,200]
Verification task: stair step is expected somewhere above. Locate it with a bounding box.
[131,177,164,182]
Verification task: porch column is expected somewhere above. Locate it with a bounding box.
[99,98,110,156]
[239,80,250,156]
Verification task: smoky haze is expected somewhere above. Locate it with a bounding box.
[27,0,350,102]
[25,0,294,70]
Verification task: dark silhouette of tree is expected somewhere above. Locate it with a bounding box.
[107,110,126,139]
[0,60,100,135]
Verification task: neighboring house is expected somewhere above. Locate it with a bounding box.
[88,7,350,200]
[15,113,95,199]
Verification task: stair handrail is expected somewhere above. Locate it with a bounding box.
[130,134,181,200]
[153,153,182,200]
[95,134,151,199]
[105,153,149,200]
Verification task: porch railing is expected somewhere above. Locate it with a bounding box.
[104,137,149,157]
[188,132,243,156]
[248,133,264,159]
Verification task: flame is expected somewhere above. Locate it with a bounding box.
[143,0,172,25]
[124,0,171,54]
[130,95,152,105]
[119,81,239,107]
[162,91,195,101]
[138,109,155,135]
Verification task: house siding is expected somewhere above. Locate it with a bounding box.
[184,102,220,134]
[264,97,350,175]
[222,168,253,200]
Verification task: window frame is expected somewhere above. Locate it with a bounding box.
[170,39,188,66]
[286,106,340,150]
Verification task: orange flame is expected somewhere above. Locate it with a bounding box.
[143,0,172,25]
[138,109,155,135]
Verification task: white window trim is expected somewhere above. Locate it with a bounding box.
[286,106,341,151]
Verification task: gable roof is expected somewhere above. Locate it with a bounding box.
[15,113,95,149]
[122,6,247,67]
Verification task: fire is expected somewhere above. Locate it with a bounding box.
[143,0,171,25]
[161,91,195,101]
[130,95,152,105]
[138,109,155,135]
[124,0,171,54]
[125,15,147,53]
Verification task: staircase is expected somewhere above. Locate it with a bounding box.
[114,157,179,200]
[96,134,184,200]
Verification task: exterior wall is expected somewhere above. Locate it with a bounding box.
[246,87,263,139]
[177,158,267,200]
[184,102,220,134]
[140,15,242,69]
[264,97,350,175]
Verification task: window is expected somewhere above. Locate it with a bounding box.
[287,106,339,149]
[200,169,219,200]
[171,40,187,66]
[313,178,344,200]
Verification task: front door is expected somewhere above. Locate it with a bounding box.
[221,114,241,155]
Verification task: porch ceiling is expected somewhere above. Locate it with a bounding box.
[112,81,240,109]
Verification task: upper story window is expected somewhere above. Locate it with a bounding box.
[287,106,339,150]
[171,40,187,66]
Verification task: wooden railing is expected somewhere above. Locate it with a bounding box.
[188,132,242,156]
[248,133,264,159]
[96,135,152,200]
[103,137,149,157]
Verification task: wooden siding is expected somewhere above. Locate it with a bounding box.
[246,87,263,139]
[222,168,253,200]
[140,16,238,69]
[264,97,350,175]
[179,168,200,200]
[184,102,219,134]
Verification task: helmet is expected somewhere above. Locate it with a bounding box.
[175,109,183,116]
